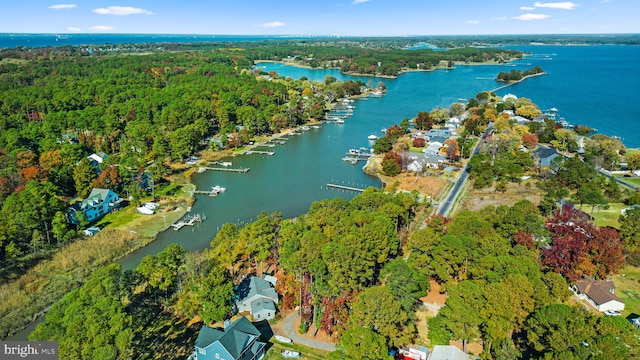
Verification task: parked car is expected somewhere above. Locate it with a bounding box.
[604,310,621,316]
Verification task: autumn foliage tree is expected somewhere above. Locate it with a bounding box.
[444,139,460,161]
[542,205,624,281]
[412,137,426,148]
[521,133,539,149]
[382,151,402,176]
[414,111,433,131]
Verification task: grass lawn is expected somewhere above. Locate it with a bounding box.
[264,342,330,360]
[591,202,626,229]
[610,265,640,317]
[619,177,640,188]
[97,183,195,238]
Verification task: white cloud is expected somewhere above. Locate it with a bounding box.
[520,6,535,10]
[490,17,508,21]
[467,20,480,24]
[49,4,76,10]
[601,0,612,3]
[90,25,115,31]
[67,27,81,32]
[93,6,153,16]
[258,21,285,28]
[352,0,371,4]
[534,2,578,10]
[513,13,550,20]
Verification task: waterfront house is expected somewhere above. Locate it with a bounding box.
[235,276,278,321]
[67,188,122,224]
[423,142,444,156]
[572,278,625,312]
[192,316,266,360]
[533,145,561,168]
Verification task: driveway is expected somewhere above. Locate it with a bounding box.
[278,311,336,352]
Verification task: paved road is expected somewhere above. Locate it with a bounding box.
[280,311,336,351]
[437,123,493,217]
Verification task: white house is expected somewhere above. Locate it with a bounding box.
[423,141,443,156]
[573,278,625,312]
[235,276,279,321]
[407,160,423,173]
[502,93,518,103]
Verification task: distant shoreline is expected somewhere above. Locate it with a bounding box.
[491,72,546,92]
[254,58,513,79]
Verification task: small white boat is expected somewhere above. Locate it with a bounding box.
[136,206,154,215]
[381,128,387,133]
[368,135,378,140]
[281,350,300,358]
[212,185,226,193]
[336,119,344,124]
[274,335,293,344]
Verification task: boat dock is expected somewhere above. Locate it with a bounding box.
[197,167,250,173]
[246,150,275,155]
[170,213,206,230]
[256,143,276,148]
[192,186,227,196]
[326,183,366,192]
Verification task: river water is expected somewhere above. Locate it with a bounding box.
[118,61,509,270]
[119,44,640,270]
[11,44,638,340]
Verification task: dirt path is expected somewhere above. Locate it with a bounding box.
[276,312,336,352]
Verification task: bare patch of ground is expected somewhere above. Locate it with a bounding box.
[458,180,543,212]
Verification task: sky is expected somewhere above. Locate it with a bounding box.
[0,0,638,35]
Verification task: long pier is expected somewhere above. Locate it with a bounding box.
[326,183,366,192]
[197,167,250,173]
[246,150,275,155]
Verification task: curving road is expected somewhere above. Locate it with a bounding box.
[280,311,336,351]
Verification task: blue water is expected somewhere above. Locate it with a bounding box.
[0,33,330,49]
[499,45,640,147]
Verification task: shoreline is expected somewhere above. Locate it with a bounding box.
[255,58,517,79]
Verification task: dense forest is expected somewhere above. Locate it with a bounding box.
[29,189,639,359]
[0,46,371,270]
[2,39,640,359]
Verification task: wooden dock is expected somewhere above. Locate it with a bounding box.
[257,143,276,148]
[326,183,366,192]
[171,213,206,230]
[197,167,250,173]
[246,150,275,155]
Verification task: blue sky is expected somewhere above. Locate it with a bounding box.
[1,1,638,35]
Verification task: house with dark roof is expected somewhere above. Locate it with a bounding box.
[192,317,265,360]
[235,277,278,321]
[572,278,625,312]
[67,188,122,224]
[533,145,562,167]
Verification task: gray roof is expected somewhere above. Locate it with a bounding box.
[195,317,263,359]
[251,298,276,314]
[430,345,468,360]
[533,145,559,160]
[70,188,115,212]
[237,276,278,303]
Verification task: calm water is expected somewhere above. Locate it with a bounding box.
[0,33,331,49]
[9,42,639,339]
[500,45,640,147]
[121,44,640,269]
